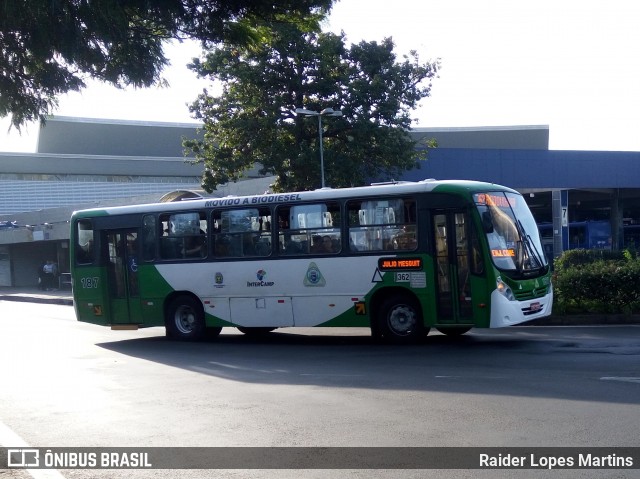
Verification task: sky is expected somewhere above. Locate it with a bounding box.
[2,0,640,153]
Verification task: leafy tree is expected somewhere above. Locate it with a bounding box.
[0,0,332,129]
[185,24,439,192]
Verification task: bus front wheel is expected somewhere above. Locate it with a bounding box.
[377,294,424,343]
[166,296,206,341]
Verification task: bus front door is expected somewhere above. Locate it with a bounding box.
[433,211,474,324]
[105,229,142,325]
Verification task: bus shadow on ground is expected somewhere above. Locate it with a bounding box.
[96,326,640,405]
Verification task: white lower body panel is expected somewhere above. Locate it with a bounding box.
[490,285,553,328]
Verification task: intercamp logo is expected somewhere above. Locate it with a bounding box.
[246,269,274,287]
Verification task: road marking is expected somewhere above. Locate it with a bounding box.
[600,377,640,384]
[0,420,66,479]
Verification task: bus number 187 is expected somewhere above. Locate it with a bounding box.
[80,277,100,289]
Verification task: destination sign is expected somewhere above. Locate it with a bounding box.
[378,257,423,271]
[474,193,517,208]
[491,248,515,257]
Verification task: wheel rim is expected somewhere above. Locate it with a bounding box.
[387,304,417,336]
[174,304,197,334]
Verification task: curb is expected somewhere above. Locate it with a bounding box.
[0,295,73,306]
[522,315,640,326]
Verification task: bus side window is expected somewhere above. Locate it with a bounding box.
[159,211,207,260]
[213,208,271,258]
[278,203,341,255]
[470,221,484,274]
[142,215,156,261]
[277,207,297,255]
[393,225,417,251]
[347,198,416,252]
[76,219,94,264]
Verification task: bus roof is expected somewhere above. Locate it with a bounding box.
[71,179,518,218]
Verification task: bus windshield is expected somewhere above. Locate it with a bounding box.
[474,192,548,274]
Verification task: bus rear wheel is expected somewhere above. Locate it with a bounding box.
[436,326,472,337]
[378,294,424,343]
[166,296,206,341]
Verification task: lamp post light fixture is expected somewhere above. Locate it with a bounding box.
[295,107,343,188]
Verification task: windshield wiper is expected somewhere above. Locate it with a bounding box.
[516,219,544,270]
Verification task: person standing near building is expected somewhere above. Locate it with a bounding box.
[42,260,58,290]
[37,261,46,290]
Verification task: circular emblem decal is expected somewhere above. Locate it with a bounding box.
[307,268,320,284]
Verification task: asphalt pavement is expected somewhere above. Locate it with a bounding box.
[1,286,639,326]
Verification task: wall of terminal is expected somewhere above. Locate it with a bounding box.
[412,148,640,189]
[5,117,640,286]
[0,176,201,214]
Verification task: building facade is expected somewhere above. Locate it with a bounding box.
[0,117,269,286]
[2,116,638,286]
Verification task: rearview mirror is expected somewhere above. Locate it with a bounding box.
[482,211,494,233]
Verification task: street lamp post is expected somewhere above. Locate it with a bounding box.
[295,107,342,188]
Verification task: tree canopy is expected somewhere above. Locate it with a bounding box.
[0,0,331,129]
[185,24,440,192]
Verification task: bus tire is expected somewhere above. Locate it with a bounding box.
[378,294,424,343]
[436,326,472,337]
[237,327,276,335]
[165,296,206,341]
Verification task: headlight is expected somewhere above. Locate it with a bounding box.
[496,277,515,301]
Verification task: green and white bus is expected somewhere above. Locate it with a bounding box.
[70,179,552,342]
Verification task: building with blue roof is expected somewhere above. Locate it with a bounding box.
[0,117,638,286]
